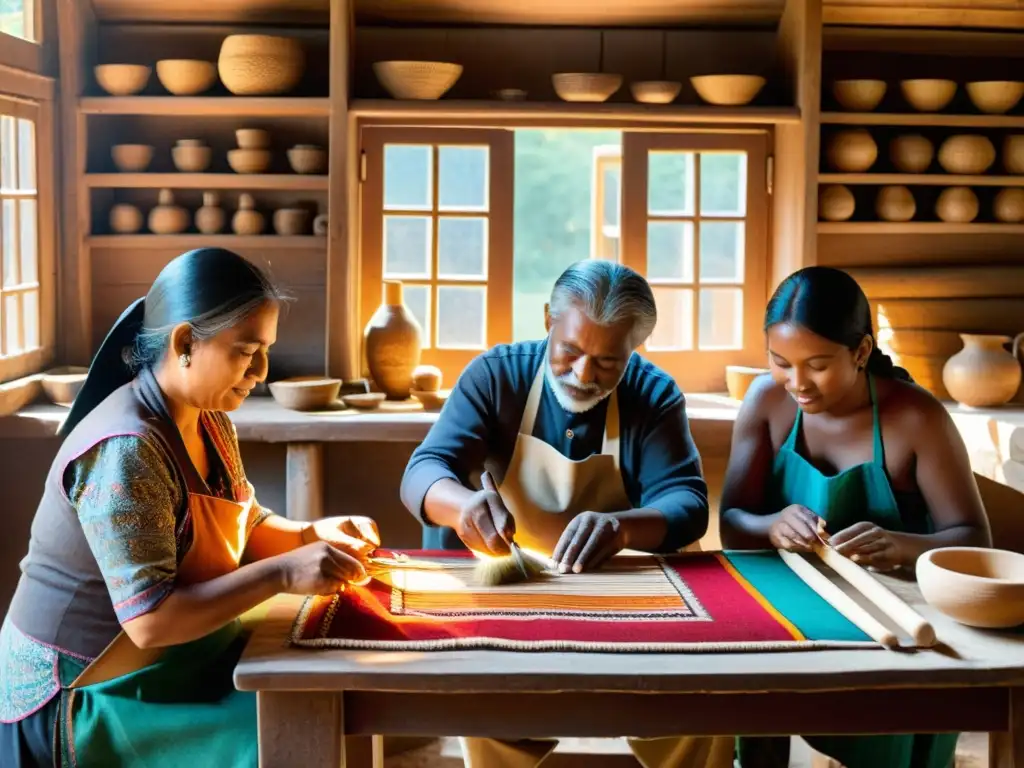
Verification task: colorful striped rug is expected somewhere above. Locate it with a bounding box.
[289,550,876,652]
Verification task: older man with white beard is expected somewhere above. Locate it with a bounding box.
[400,260,731,768]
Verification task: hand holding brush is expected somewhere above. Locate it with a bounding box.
[472,472,546,587]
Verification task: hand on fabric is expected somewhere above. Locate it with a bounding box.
[768,504,824,552]
[275,541,367,594]
[304,516,381,561]
[550,511,626,573]
[456,471,515,556]
[829,521,903,571]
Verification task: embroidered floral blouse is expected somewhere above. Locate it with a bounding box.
[0,413,273,723]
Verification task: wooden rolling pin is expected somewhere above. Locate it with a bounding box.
[779,549,900,648]
[813,542,937,648]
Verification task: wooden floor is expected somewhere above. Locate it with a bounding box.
[384,734,989,767]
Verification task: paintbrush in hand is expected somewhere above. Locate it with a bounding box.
[472,471,547,587]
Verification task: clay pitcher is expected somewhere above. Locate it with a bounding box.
[364,281,422,400]
[942,333,1024,407]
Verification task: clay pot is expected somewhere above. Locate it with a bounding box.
[268,377,342,411]
[364,281,423,400]
[110,203,143,234]
[689,75,766,106]
[935,187,979,223]
[965,81,1024,115]
[195,192,225,234]
[111,144,153,172]
[899,79,956,112]
[228,148,271,174]
[172,139,212,172]
[287,144,327,174]
[236,128,270,150]
[875,186,916,222]
[825,129,877,172]
[832,79,886,112]
[629,81,682,105]
[1004,135,1024,174]
[95,64,151,96]
[937,135,996,174]
[41,366,89,407]
[942,332,1024,407]
[412,364,443,392]
[155,59,217,95]
[994,188,1024,223]
[232,193,264,235]
[218,34,305,96]
[148,189,188,234]
[818,184,855,221]
[889,134,934,173]
[273,208,309,235]
[917,547,1024,629]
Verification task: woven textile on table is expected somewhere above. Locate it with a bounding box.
[289,550,876,653]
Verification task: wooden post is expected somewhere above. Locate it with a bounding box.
[285,443,324,522]
[326,0,359,381]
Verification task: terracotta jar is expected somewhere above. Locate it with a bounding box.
[1004,135,1024,174]
[273,207,309,235]
[195,192,225,234]
[148,189,188,234]
[110,203,143,234]
[363,281,422,400]
[942,333,1024,407]
[232,193,264,235]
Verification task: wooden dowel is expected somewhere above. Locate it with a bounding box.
[813,543,937,648]
[778,549,900,648]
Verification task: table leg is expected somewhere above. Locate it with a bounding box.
[257,691,342,767]
[286,442,324,522]
[990,687,1023,768]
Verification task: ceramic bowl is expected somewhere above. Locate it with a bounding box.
[268,376,341,411]
[227,148,271,174]
[411,389,450,410]
[342,393,386,410]
[94,64,151,96]
[832,79,887,111]
[900,79,957,112]
[965,81,1024,115]
[916,547,1024,629]
[41,366,89,407]
[155,59,217,95]
[172,140,212,172]
[111,144,154,172]
[287,145,327,174]
[690,75,766,106]
[630,81,682,105]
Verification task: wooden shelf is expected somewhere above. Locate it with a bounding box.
[86,235,327,249]
[819,173,1024,187]
[818,222,1024,234]
[350,99,802,125]
[820,111,1024,129]
[85,173,329,190]
[79,97,331,117]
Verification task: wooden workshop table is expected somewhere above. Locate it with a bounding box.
[235,571,1024,768]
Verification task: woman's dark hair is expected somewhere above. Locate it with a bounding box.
[60,248,289,436]
[764,266,912,382]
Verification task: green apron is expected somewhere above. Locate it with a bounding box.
[740,374,957,768]
[59,620,257,768]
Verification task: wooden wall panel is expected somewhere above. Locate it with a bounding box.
[819,233,1024,269]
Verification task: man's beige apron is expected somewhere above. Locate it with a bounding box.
[461,366,734,768]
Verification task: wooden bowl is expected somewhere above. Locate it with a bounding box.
[228,148,271,174]
[552,73,623,103]
[373,61,463,100]
[343,393,386,410]
[95,64,151,96]
[411,389,450,410]
[917,547,1024,629]
[726,366,769,401]
[832,79,886,111]
[268,376,341,411]
[156,59,217,95]
[111,144,153,172]
[899,79,956,112]
[937,135,996,174]
[690,75,766,106]
[629,81,682,104]
[966,81,1024,115]
[41,366,89,407]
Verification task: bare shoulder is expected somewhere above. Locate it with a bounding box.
[875,377,953,437]
[736,373,790,423]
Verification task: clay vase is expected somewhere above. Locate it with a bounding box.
[363,281,422,400]
[110,203,143,234]
[195,191,225,234]
[148,189,188,234]
[232,193,264,235]
[942,333,1024,407]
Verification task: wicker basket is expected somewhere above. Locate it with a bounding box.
[552,73,622,103]
[218,35,305,96]
[373,61,463,100]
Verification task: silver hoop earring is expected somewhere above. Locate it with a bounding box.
[178,353,191,368]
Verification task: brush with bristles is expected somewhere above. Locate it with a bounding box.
[472,471,549,587]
